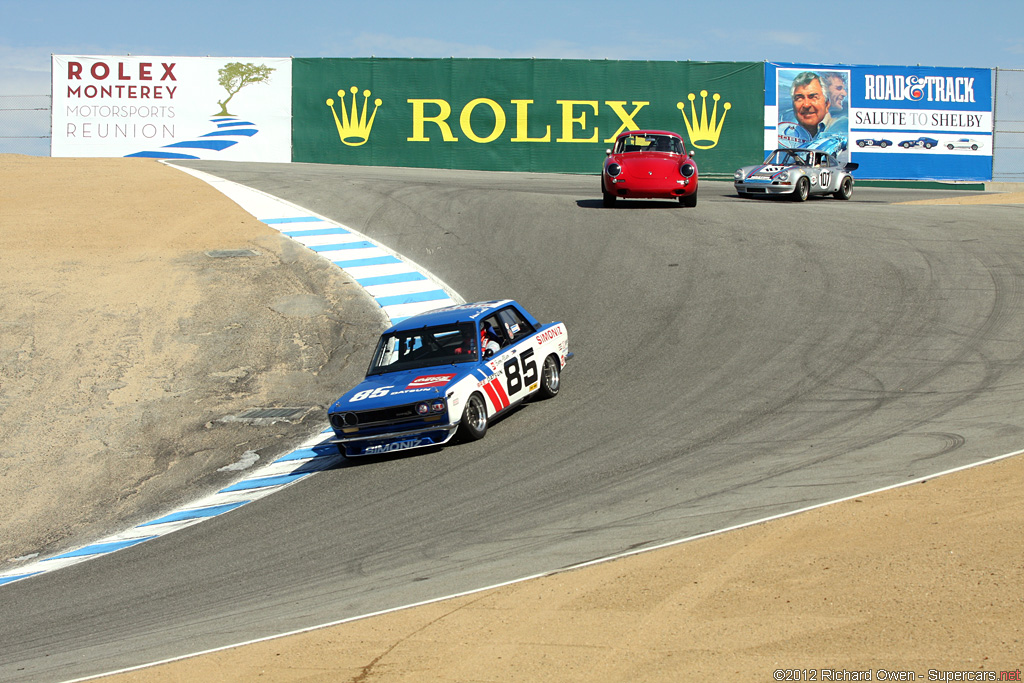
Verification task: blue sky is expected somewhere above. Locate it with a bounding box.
[2,0,1022,155]
[2,0,1022,92]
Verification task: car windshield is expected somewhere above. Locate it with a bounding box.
[615,134,683,154]
[367,322,478,375]
[765,149,812,166]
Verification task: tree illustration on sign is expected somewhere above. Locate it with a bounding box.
[214,62,275,116]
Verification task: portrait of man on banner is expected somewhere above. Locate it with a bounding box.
[777,68,850,160]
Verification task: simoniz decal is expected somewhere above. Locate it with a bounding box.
[863,74,975,103]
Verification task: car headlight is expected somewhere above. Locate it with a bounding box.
[417,400,447,415]
[606,163,621,177]
[680,163,695,178]
[777,171,789,181]
[733,170,744,181]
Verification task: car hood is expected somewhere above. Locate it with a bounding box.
[329,365,477,412]
[739,162,795,179]
[614,153,688,179]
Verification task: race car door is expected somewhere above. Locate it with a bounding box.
[479,306,540,412]
[815,153,839,193]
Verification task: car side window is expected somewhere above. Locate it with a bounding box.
[497,307,535,343]
[481,315,507,348]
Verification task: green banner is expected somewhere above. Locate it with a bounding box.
[292,58,764,176]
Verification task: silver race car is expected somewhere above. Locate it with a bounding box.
[734,148,859,202]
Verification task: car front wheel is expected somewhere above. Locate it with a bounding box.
[459,392,488,441]
[602,178,616,208]
[679,192,697,207]
[792,177,810,202]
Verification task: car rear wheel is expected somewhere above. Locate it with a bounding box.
[834,175,853,200]
[536,355,561,399]
[879,141,888,148]
[792,177,810,202]
[459,392,488,441]
[679,192,697,207]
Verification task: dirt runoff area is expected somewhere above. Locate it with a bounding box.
[2,156,1022,682]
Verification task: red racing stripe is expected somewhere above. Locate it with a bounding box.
[490,379,510,410]
[481,381,504,412]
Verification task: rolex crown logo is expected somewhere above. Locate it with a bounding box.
[326,86,382,147]
[677,90,731,150]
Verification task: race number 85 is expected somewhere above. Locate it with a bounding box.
[503,348,537,396]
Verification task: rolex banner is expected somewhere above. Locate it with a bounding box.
[292,58,764,176]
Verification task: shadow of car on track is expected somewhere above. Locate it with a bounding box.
[576,198,697,210]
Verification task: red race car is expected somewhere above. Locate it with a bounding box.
[601,130,698,208]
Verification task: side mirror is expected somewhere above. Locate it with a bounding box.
[483,348,494,359]
[605,149,612,156]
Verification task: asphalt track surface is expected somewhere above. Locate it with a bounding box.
[3,166,1024,682]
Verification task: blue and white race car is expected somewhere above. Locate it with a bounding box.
[900,137,938,149]
[856,138,892,148]
[947,137,981,151]
[327,300,571,457]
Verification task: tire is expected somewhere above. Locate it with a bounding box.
[879,141,888,148]
[924,143,933,149]
[834,175,853,200]
[458,392,488,441]
[679,191,697,207]
[948,144,954,150]
[792,177,810,202]
[971,144,978,151]
[856,140,866,147]
[536,355,561,400]
[602,189,616,208]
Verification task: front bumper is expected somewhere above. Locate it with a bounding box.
[329,424,459,457]
[734,180,794,195]
[606,176,696,199]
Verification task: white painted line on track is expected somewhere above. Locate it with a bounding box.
[61,446,1024,683]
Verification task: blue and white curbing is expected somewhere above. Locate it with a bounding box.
[0,166,464,588]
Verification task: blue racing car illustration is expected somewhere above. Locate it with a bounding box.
[899,137,938,149]
[856,138,892,148]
